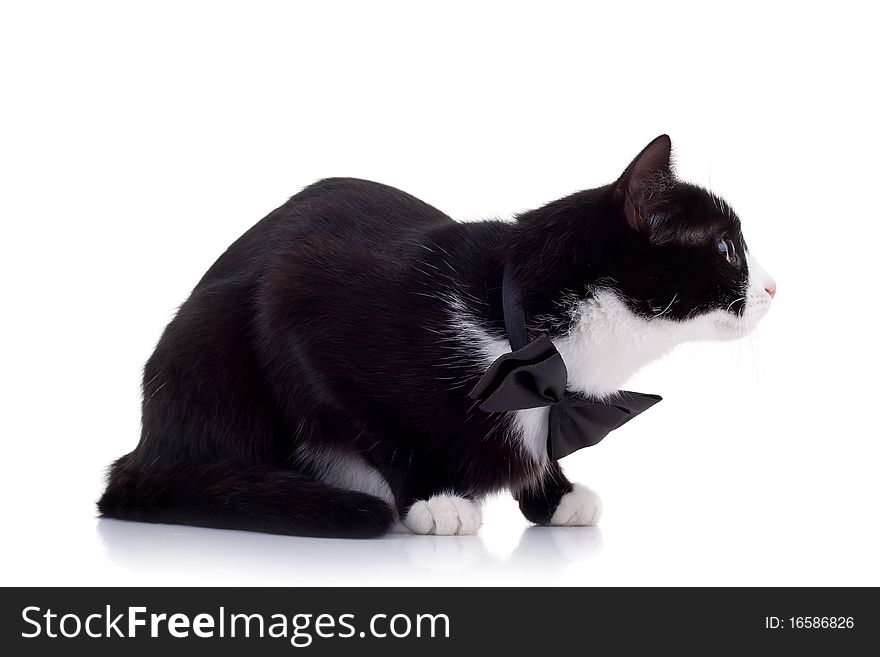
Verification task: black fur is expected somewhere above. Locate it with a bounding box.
[99,135,749,537]
[516,462,574,525]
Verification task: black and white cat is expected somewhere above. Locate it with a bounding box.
[99,135,775,537]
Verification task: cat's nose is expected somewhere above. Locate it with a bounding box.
[765,284,776,298]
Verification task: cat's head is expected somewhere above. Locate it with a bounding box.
[516,135,776,395]
[600,134,775,342]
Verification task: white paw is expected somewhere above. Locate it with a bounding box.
[403,494,482,535]
[549,484,602,526]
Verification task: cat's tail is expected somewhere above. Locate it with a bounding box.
[97,457,395,538]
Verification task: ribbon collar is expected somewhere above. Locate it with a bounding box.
[467,266,662,460]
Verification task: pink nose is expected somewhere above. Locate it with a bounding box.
[765,285,776,298]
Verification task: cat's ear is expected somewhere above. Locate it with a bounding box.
[614,134,673,233]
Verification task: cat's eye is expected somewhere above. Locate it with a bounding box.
[717,238,736,264]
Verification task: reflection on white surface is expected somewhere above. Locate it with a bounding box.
[97,518,602,586]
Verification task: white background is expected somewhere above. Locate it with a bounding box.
[2,1,878,586]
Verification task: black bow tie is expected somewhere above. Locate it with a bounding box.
[467,266,662,460]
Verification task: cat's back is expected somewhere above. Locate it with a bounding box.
[278,177,454,243]
[197,177,455,287]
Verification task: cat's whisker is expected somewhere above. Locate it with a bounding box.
[726,296,747,313]
[653,292,679,319]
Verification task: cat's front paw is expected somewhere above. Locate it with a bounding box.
[549,484,602,526]
[403,494,482,536]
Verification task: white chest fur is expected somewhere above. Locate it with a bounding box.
[554,291,687,398]
[451,290,691,463]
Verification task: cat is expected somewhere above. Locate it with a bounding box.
[98,135,775,537]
